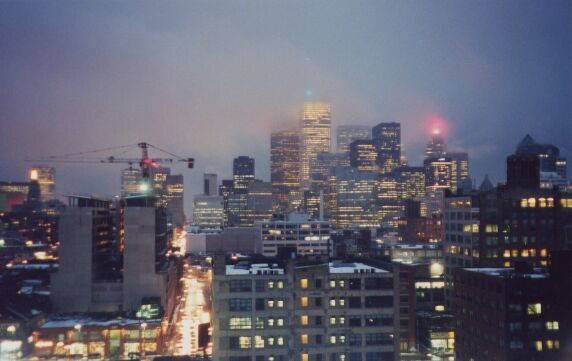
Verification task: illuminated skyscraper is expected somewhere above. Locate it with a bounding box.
[120,167,142,197]
[448,152,469,191]
[394,166,426,199]
[329,166,378,229]
[28,166,56,201]
[349,139,377,172]
[424,156,455,193]
[336,125,371,154]
[425,130,446,158]
[299,101,331,190]
[193,195,224,230]
[152,167,171,206]
[270,130,300,213]
[247,181,273,223]
[372,122,401,174]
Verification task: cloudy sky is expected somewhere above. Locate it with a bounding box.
[1,0,570,214]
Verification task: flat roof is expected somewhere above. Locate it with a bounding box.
[40,315,161,329]
[464,268,548,279]
[328,261,388,274]
[225,263,284,276]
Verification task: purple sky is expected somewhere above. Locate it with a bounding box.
[1,0,570,214]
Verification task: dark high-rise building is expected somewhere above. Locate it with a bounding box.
[372,122,401,174]
[270,130,300,213]
[507,153,540,189]
[204,173,218,196]
[516,134,567,179]
[165,174,185,226]
[349,139,377,172]
[0,181,29,211]
[233,156,255,191]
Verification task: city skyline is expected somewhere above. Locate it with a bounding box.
[0,1,570,216]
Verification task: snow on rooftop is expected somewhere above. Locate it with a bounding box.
[465,268,548,279]
[226,263,284,276]
[40,316,161,329]
[328,261,388,274]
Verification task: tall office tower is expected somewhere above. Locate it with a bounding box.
[165,174,185,226]
[442,193,480,307]
[336,125,372,154]
[311,152,347,194]
[152,167,171,207]
[233,156,256,191]
[247,181,273,223]
[121,167,142,197]
[204,173,218,196]
[376,174,402,228]
[394,166,426,199]
[219,179,233,226]
[372,122,401,174]
[329,166,378,229]
[349,139,377,172]
[516,134,568,178]
[448,152,469,190]
[299,101,331,190]
[28,166,56,201]
[270,130,301,213]
[212,256,395,361]
[424,156,456,193]
[425,130,446,158]
[51,196,120,313]
[193,195,225,230]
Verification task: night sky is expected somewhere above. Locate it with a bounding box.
[1,1,570,214]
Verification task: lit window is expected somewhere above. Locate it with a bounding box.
[254,335,265,348]
[339,280,345,288]
[277,300,284,308]
[339,298,345,307]
[546,340,554,350]
[546,321,559,330]
[539,198,546,208]
[267,337,274,346]
[503,250,511,258]
[329,280,336,288]
[277,281,284,289]
[330,336,337,344]
[277,336,284,345]
[535,340,543,351]
[239,336,251,349]
[527,303,542,315]
[540,249,548,257]
[267,300,275,308]
[339,317,345,325]
[300,279,308,289]
[301,353,308,361]
[300,315,308,326]
[547,198,554,207]
[301,297,308,307]
[528,198,536,208]
[329,298,336,307]
[301,334,308,345]
[267,318,275,327]
[520,199,528,208]
[277,318,284,327]
[268,281,274,289]
[522,250,529,258]
[330,317,336,325]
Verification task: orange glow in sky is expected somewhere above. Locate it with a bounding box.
[425,115,450,137]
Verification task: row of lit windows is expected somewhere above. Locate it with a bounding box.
[520,198,555,208]
[503,248,548,258]
[228,317,286,330]
[535,340,560,351]
[230,335,285,349]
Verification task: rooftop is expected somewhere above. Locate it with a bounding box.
[328,261,388,274]
[464,267,548,279]
[40,314,161,329]
[225,263,284,276]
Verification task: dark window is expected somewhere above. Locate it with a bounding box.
[315,316,322,326]
[365,277,392,290]
[255,280,265,292]
[349,316,361,326]
[315,279,322,289]
[315,334,322,344]
[315,297,322,307]
[255,298,265,311]
[365,296,393,308]
[229,298,252,311]
[349,296,362,308]
[230,280,252,292]
[349,278,361,290]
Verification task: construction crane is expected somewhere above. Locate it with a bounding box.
[26,142,194,193]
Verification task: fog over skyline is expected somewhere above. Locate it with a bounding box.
[1,0,570,214]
